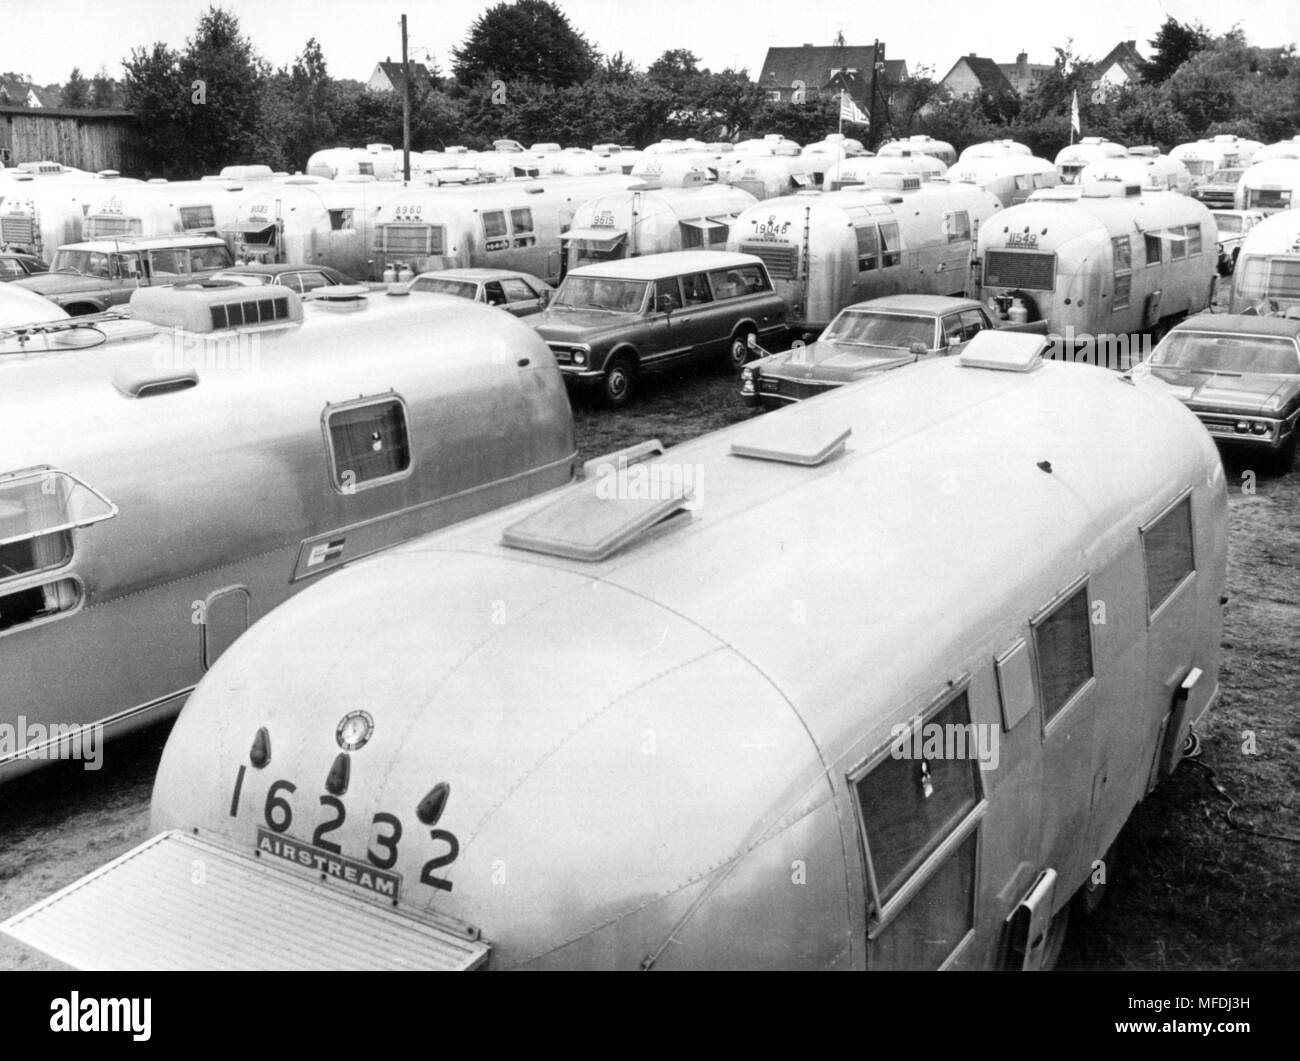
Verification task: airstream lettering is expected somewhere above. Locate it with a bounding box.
[728,182,1003,332]
[978,182,1218,348]
[0,285,577,780]
[0,335,1228,970]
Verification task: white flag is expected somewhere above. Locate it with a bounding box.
[1070,90,1080,135]
[840,92,869,126]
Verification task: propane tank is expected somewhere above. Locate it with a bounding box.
[397,262,414,284]
[381,264,397,285]
[1008,296,1030,324]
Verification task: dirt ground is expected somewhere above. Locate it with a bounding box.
[1,356,1297,971]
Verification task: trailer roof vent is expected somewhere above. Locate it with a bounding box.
[958,331,1047,372]
[1081,180,1142,198]
[129,283,303,333]
[730,420,851,466]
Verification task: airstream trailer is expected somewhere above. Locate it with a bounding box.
[978,182,1218,346]
[562,179,757,273]
[0,283,68,325]
[948,155,1060,208]
[1079,155,1192,195]
[0,284,576,782]
[1170,136,1263,185]
[371,174,639,283]
[877,135,957,167]
[0,178,95,263]
[306,146,401,182]
[1235,158,1300,214]
[81,180,252,242]
[825,154,948,190]
[225,179,416,279]
[1,336,1228,970]
[1228,209,1300,315]
[958,140,1032,162]
[1054,138,1127,184]
[1238,136,1297,164]
[725,156,821,200]
[728,181,1003,332]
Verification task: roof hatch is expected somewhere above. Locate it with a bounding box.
[730,420,851,466]
[958,331,1047,371]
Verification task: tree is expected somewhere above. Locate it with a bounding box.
[1145,17,1210,83]
[62,68,90,109]
[452,0,598,88]
[178,5,269,170]
[646,49,700,99]
[90,66,118,108]
[121,43,188,175]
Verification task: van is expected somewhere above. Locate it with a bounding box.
[1235,158,1300,214]
[532,249,787,405]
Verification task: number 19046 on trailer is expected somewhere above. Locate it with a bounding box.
[1,334,1227,969]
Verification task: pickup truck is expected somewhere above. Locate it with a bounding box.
[741,294,1047,408]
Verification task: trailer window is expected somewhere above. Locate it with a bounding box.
[1144,234,1162,265]
[1032,584,1094,724]
[1112,236,1132,310]
[854,225,878,271]
[0,579,81,635]
[1236,256,1300,301]
[328,209,354,231]
[879,222,901,268]
[325,397,412,492]
[1142,496,1194,617]
[871,831,977,970]
[945,211,971,243]
[1186,224,1203,256]
[1168,227,1187,261]
[483,211,508,239]
[853,689,981,906]
[510,208,535,248]
[179,206,215,230]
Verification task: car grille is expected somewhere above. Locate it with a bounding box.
[759,375,833,401]
[1197,190,1235,207]
[984,250,1056,291]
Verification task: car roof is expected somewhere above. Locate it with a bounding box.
[841,294,982,315]
[1174,313,1300,339]
[55,235,228,251]
[216,263,347,278]
[414,268,539,282]
[566,251,765,280]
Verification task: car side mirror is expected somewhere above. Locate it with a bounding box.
[658,294,674,315]
[910,341,929,356]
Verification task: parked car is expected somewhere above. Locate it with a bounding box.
[0,251,48,282]
[207,262,363,297]
[1128,313,1300,468]
[741,294,1045,408]
[401,268,552,316]
[9,234,234,315]
[1209,209,1265,276]
[532,250,788,406]
[1191,167,1244,208]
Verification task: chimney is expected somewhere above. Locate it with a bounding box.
[1017,51,1028,77]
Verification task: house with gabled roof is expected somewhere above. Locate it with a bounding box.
[758,44,908,104]
[939,54,1017,101]
[998,52,1054,96]
[1092,40,1147,94]
[366,59,435,95]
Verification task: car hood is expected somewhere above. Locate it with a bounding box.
[1141,365,1300,413]
[11,272,111,295]
[758,340,916,383]
[532,307,639,343]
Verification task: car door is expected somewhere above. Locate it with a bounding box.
[498,276,546,316]
[643,276,690,365]
[675,271,721,360]
[106,251,141,306]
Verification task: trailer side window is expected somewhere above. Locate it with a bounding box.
[1112,236,1132,310]
[482,211,508,239]
[853,689,981,906]
[1169,226,1187,261]
[1032,583,1094,724]
[879,222,901,268]
[870,830,977,970]
[510,208,535,248]
[1142,496,1194,617]
[328,209,354,231]
[945,211,971,243]
[854,225,878,271]
[179,205,215,230]
[0,579,81,635]
[1144,233,1162,265]
[325,397,412,492]
[1186,224,1202,256]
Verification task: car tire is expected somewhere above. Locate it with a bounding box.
[602,354,636,408]
[724,327,756,372]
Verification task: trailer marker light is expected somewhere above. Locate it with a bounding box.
[249,727,271,769]
[418,782,450,826]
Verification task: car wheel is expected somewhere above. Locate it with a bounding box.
[724,327,756,372]
[602,355,636,408]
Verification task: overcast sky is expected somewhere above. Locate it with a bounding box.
[5,0,1298,85]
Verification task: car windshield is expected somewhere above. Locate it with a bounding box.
[1149,332,1300,375]
[410,278,477,299]
[821,310,935,348]
[50,250,104,275]
[211,271,273,286]
[1209,169,1242,184]
[553,276,647,312]
[1213,214,1242,234]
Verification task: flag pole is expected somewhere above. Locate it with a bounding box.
[839,88,844,136]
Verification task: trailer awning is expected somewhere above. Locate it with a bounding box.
[680,218,728,233]
[0,831,490,970]
[560,227,627,251]
[223,221,277,235]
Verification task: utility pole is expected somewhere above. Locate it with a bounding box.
[401,14,411,182]
[868,39,883,152]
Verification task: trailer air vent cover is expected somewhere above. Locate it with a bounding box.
[730,421,851,466]
[957,331,1047,372]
